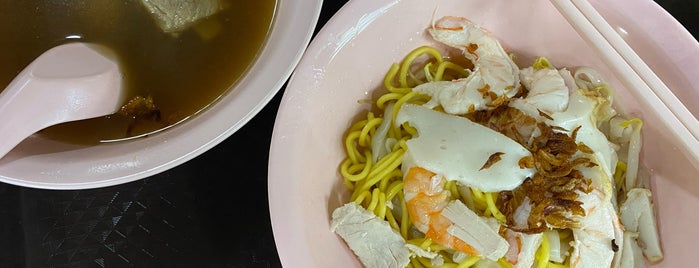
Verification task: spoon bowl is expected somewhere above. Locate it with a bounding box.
[0,42,123,159]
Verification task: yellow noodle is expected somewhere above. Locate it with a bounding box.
[344,131,364,164]
[395,138,409,151]
[342,175,354,191]
[423,62,436,82]
[359,149,405,193]
[350,178,367,201]
[370,160,403,191]
[353,189,371,205]
[417,257,432,267]
[378,92,409,109]
[439,254,455,264]
[400,192,410,239]
[386,181,404,201]
[485,192,506,223]
[391,91,427,126]
[339,150,372,182]
[404,123,419,137]
[375,192,388,219]
[614,161,627,192]
[446,180,460,200]
[434,61,469,81]
[497,258,514,268]
[379,169,402,192]
[423,240,436,252]
[388,122,404,141]
[536,233,551,268]
[385,205,401,230]
[365,172,399,205]
[384,63,412,94]
[470,187,487,211]
[406,238,425,247]
[368,148,404,179]
[390,91,428,137]
[399,46,445,87]
[345,161,366,175]
[367,188,381,212]
[378,173,392,193]
[349,149,401,200]
[359,116,382,147]
[349,118,368,132]
[456,256,480,268]
[411,257,425,268]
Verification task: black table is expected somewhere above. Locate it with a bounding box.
[0,1,695,267]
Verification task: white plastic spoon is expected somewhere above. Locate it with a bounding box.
[0,42,123,159]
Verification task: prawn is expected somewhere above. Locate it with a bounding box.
[415,16,520,114]
[403,166,479,256]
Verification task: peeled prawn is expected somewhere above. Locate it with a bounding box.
[415,16,520,114]
[512,66,570,114]
[403,167,467,251]
[403,166,509,260]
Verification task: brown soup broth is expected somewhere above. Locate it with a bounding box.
[0,0,276,144]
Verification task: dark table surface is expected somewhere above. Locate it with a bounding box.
[0,0,696,267]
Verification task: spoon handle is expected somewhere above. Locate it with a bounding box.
[0,43,123,159]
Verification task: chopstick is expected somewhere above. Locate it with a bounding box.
[550,0,699,166]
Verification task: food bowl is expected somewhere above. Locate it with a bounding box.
[268,0,699,267]
[0,0,322,189]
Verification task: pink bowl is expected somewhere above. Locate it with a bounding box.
[269,0,699,267]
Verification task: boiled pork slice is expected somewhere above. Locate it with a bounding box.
[331,203,410,268]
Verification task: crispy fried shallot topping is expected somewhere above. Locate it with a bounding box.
[466,104,595,233]
[480,152,505,170]
[497,123,594,233]
[467,43,479,56]
[466,106,538,145]
[537,109,554,120]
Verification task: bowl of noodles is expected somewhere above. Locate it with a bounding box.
[0,0,321,189]
[268,0,699,267]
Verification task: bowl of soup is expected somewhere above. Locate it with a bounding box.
[0,0,322,189]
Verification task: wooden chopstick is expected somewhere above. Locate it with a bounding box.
[550,0,699,165]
